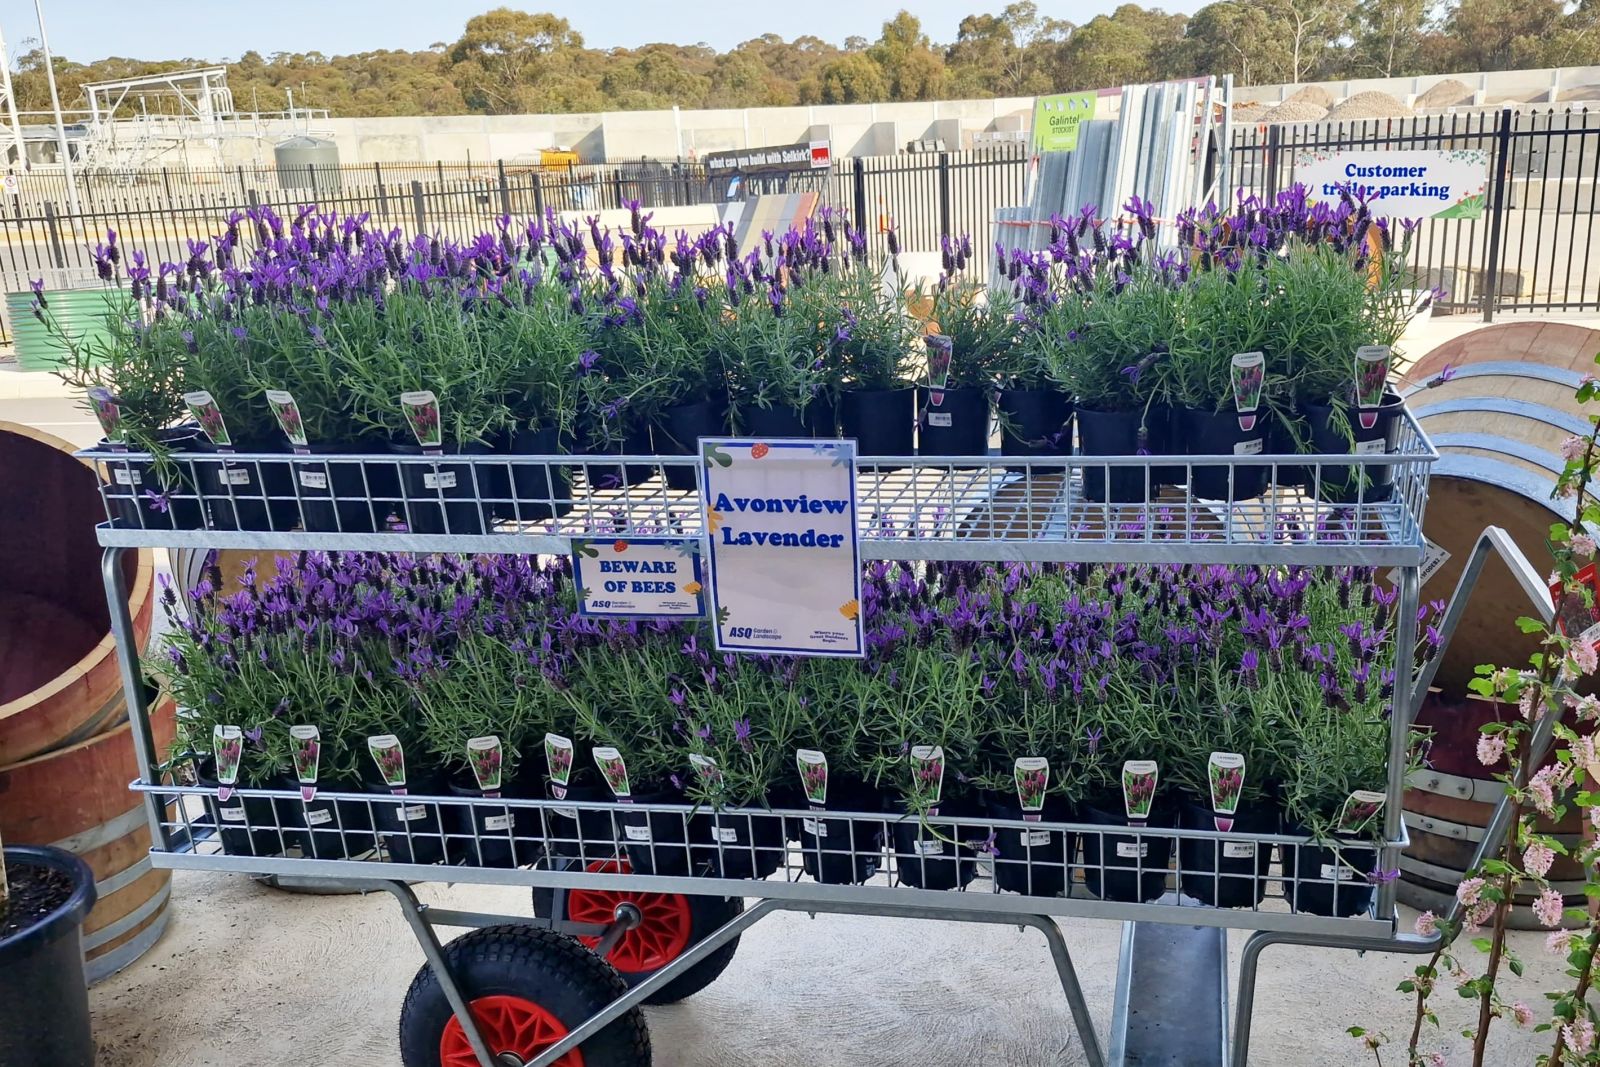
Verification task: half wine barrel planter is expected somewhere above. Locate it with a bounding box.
[0,422,154,765]
[0,694,178,981]
[1404,323,1600,696]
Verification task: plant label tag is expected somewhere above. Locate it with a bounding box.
[624,824,651,842]
[714,826,740,844]
[1354,438,1387,456]
[1223,841,1257,859]
[291,725,321,802]
[553,806,578,821]
[422,470,457,490]
[909,745,945,809]
[1116,841,1149,859]
[1552,562,1600,651]
[88,387,128,445]
[1025,829,1053,847]
[797,749,828,807]
[1233,438,1264,456]
[688,753,722,791]
[113,467,143,486]
[298,470,328,490]
[1121,759,1158,824]
[1387,537,1452,589]
[467,735,503,797]
[925,334,952,408]
[484,814,512,832]
[213,725,244,802]
[1231,351,1265,432]
[1207,751,1245,832]
[1014,756,1049,822]
[545,734,574,800]
[400,390,443,453]
[399,804,429,822]
[265,389,309,452]
[1354,345,1391,430]
[801,817,828,838]
[593,746,632,801]
[184,390,233,448]
[1336,789,1386,835]
[1319,863,1354,882]
[914,839,946,857]
[223,467,252,486]
[219,805,247,823]
[367,734,407,795]
[306,807,334,826]
[928,412,952,428]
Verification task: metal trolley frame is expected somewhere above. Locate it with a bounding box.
[87,419,1479,1067]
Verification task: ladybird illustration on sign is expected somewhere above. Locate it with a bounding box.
[571,536,706,618]
[290,725,321,802]
[1230,352,1265,432]
[1354,345,1391,430]
[213,725,244,802]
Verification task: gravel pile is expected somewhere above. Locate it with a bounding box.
[1416,78,1474,109]
[1260,100,1329,123]
[1285,85,1334,108]
[1326,91,1414,121]
[1233,101,1268,121]
[1561,84,1600,102]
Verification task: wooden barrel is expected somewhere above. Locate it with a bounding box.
[0,694,178,981]
[1400,692,1587,927]
[1404,323,1600,696]
[0,422,155,764]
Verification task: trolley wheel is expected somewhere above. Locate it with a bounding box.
[532,856,742,1005]
[398,924,651,1067]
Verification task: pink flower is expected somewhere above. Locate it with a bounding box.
[1529,765,1568,818]
[1574,640,1599,677]
[1512,1002,1534,1027]
[1562,435,1588,461]
[1415,910,1438,935]
[1534,886,1565,928]
[1428,1053,1446,1067]
[1549,929,1578,954]
[1524,841,1556,879]
[1476,733,1506,766]
[1563,1017,1595,1055]
[1457,876,1485,906]
[1463,899,1495,934]
[1519,685,1541,720]
[1573,694,1600,722]
[1573,533,1597,558]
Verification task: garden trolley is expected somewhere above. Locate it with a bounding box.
[88,431,1477,1067]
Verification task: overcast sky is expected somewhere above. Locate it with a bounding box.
[0,1,1201,63]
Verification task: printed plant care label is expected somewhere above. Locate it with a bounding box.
[213,725,244,802]
[219,806,247,823]
[1387,536,1452,590]
[1336,789,1386,835]
[484,814,512,832]
[298,469,329,490]
[1355,438,1388,456]
[797,749,828,807]
[265,389,309,451]
[399,804,429,822]
[1014,756,1050,821]
[1121,759,1158,823]
[925,334,953,407]
[689,753,723,790]
[113,467,143,486]
[1230,351,1265,432]
[223,467,252,486]
[801,817,828,838]
[1320,863,1354,882]
[1233,438,1264,456]
[400,390,443,451]
[422,470,457,491]
[467,735,503,797]
[624,824,651,842]
[306,807,334,826]
[910,745,945,809]
[1223,841,1257,859]
[1354,345,1391,430]
[291,725,321,802]
[367,734,408,795]
[593,746,632,801]
[1207,751,1245,832]
[184,390,233,448]
[914,839,946,857]
[1025,829,1053,847]
[927,412,953,428]
[88,387,126,444]
[714,826,740,843]
[1116,841,1150,859]
[545,734,574,800]
[553,806,578,821]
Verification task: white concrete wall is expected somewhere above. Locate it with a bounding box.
[1236,65,1600,110]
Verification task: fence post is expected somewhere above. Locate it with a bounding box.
[1264,124,1282,201]
[1481,107,1515,323]
[852,159,868,232]
[42,201,66,270]
[531,170,545,221]
[937,152,952,240]
[497,159,512,218]
[411,180,427,234]
[612,169,624,210]
[375,162,388,221]
[236,165,247,202]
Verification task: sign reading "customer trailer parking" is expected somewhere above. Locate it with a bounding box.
[700,438,864,658]
[1296,148,1490,219]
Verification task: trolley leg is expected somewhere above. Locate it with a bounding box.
[1017,914,1106,1067]
[103,546,170,851]
[381,881,500,1067]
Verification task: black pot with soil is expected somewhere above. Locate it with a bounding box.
[917,386,991,458]
[1147,404,1185,488]
[296,441,400,534]
[1177,800,1276,908]
[583,424,657,492]
[445,775,543,869]
[542,782,624,862]
[504,427,574,523]
[368,774,454,866]
[1303,391,1406,504]
[284,775,377,861]
[887,796,984,892]
[741,399,838,439]
[0,846,97,1067]
[1177,407,1270,502]
[1076,408,1154,504]
[1079,800,1174,903]
[796,777,883,886]
[190,436,300,532]
[99,427,205,531]
[840,387,916,460]
[196,762,293,858]
[997,388,1072,473]
[619,786,715,877]
[1268,413,1309,491]
[388,441,495,535]
[693,804,786,879]
[985,792,1075,897]
[1284,831,1378,917]
[654,398,725,491]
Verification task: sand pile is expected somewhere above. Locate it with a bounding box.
[1284,85,1334,108]
[1326,91,1414,120]
[1233,101,1268,121]
[1260,100,1329,123]
[1416,78,1474,109]
[1561,84,1600,102]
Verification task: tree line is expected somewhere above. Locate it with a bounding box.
[9,1,1600,121]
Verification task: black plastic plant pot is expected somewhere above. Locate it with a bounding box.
[742,400,838,439]
[445,778,540,869]
[1148,404,1185,488]
[620,789,714,877]
[917,386,991,458]
[985,792,1075,897]
[190,437,299,532]
[1075,407,1152,504]
[1303,392,1405,504]
[584,425,657,492]
[99,428,205,531]
[288,776,377,861]
[797,779,883,885]
[1269,413,1310,491]
[694,807,786,879]
[542,783,623,862]
[998,388,1073,473]
[1285,834,1378,917]
[655,399,724,491]
[1177,407,1270,502]
[505,427,574,523]
[197,768,292,857]
[0,846,97,1067]
[840,387,915,461]
[1079,802,1174,903]
[297,442,396,534]
[887,798,982,891]
[1177,801,1275,909]
[388,440,491,535]
[370,779,452,866]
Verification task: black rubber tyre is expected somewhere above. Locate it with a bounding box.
[398,924,651,1067]
[531,857,742,1005]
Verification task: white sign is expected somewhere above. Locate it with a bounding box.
[572,536,706,618]
[1295,149,1489,220]
[701,438,864,657]
[1387,536,1452,589]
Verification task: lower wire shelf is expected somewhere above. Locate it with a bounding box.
[136,780,1406,941]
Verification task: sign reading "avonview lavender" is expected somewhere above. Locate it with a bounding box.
[700,438,864,657]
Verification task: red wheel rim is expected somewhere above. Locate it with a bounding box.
[565,857,694,974]
[439,994,584,1067]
